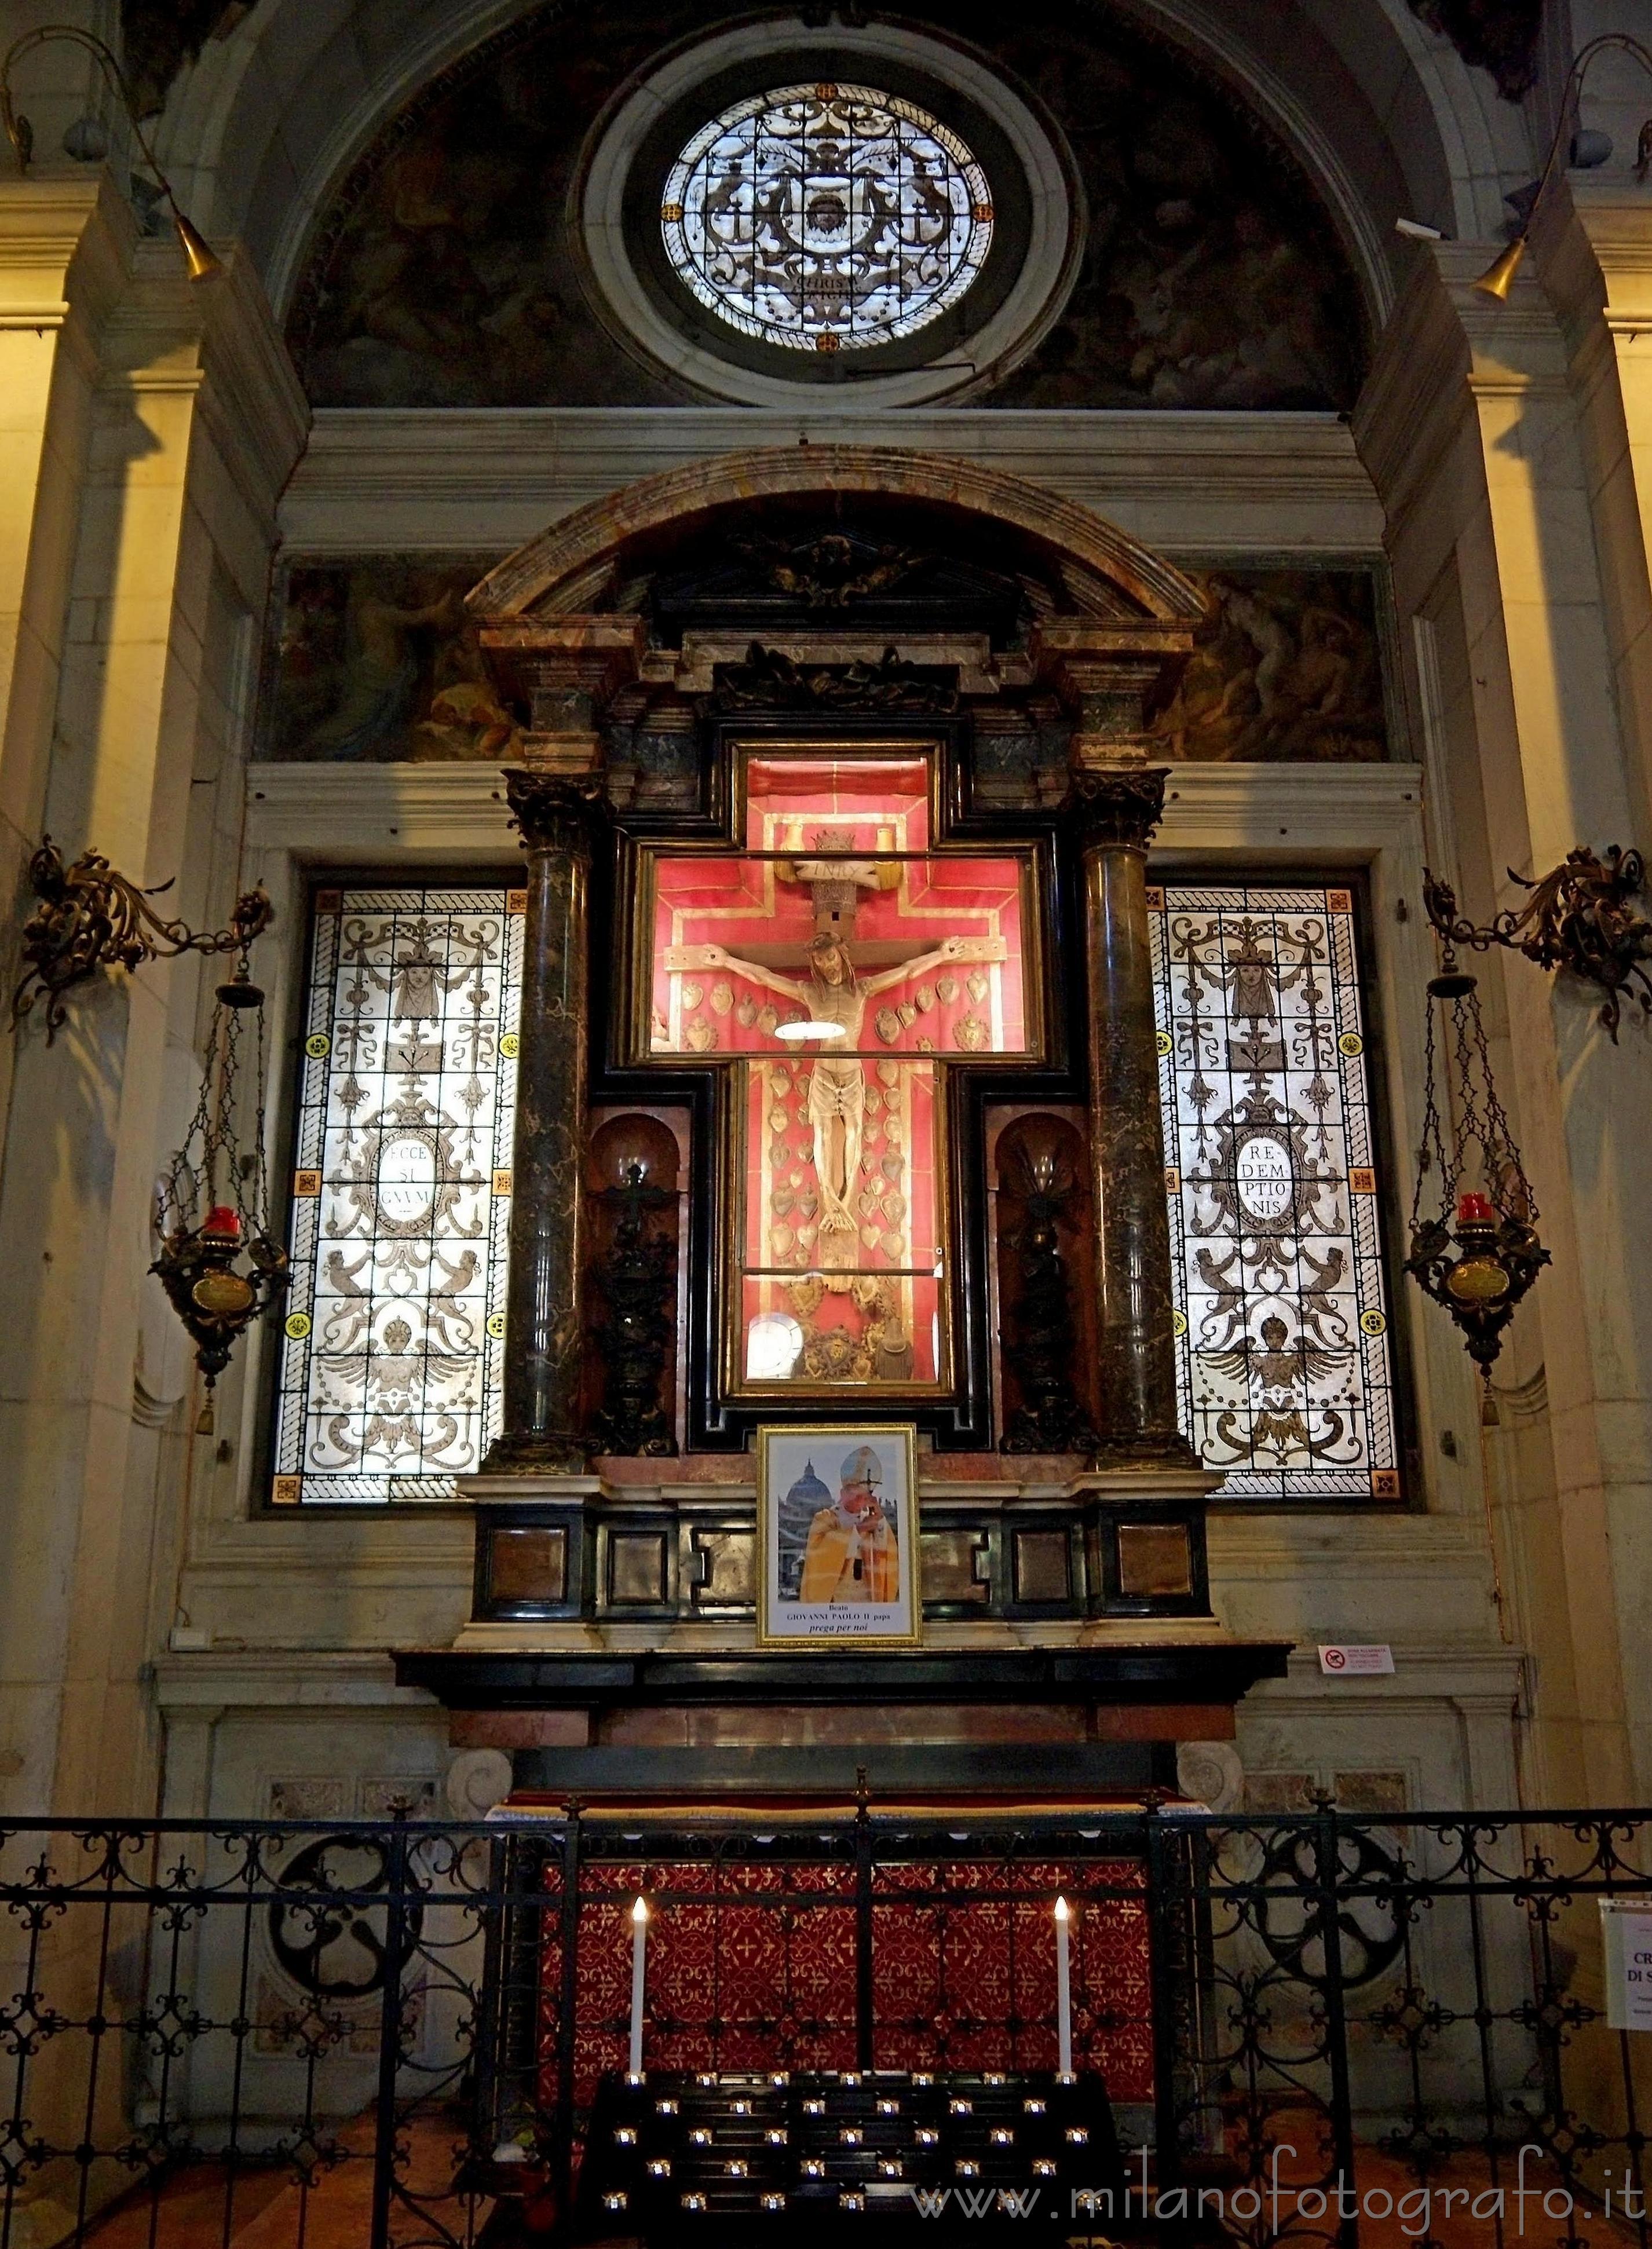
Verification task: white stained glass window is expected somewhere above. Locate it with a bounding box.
[271,885,523,1504]
[1150,884,1402,1502]
[660,81,993,353]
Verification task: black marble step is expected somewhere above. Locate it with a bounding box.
[511,1740,1166,1795]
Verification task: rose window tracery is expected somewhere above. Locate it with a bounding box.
[660,82,994,352]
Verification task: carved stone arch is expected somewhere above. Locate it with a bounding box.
[466,446,1209,636]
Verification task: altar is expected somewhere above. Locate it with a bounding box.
[384,455,1289,2239]
[393,452,1288,1802]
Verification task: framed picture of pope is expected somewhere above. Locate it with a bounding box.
[756,1425,921,1648]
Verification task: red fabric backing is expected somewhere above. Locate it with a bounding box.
[538,1855,1153,2119]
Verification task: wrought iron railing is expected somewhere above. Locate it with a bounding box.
[2,1803,1651,2245]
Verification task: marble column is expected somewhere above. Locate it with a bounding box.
[483,770,605,1474]
[1067,766,1196,1464]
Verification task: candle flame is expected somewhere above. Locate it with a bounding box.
[633,1895,649,1924]
[1054,1895,1069,1922]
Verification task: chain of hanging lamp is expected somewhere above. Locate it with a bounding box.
[151,948,288,1428]
[1405,937,1548,1425]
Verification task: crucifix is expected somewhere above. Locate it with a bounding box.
[638,751,1034,1392]
[676,924,991,1268]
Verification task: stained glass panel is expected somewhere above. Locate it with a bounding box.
[1149,883,1402,1501]
[661,82,993,353]
[270,884,523,1504]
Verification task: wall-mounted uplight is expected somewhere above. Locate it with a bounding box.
[1474,34,1652,299]
[1,25,220,279]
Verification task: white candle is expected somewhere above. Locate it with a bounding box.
[1054,1895,1073,2077]
[628,1896,649,2077]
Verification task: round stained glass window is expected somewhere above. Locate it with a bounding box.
[660,81,994,354]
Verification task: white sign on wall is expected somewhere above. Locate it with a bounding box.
[1317,1644,1395,1676]
[1600,1901,1652,2030]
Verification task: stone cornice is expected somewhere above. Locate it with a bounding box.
[245,755,1428,859]
[1532,181,1652,352]
[481,612,648,718]
[288,407,1373,491]
[280,409,1385,557]
[0,173,132,337]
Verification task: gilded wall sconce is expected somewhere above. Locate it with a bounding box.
[9,837,273,1043]
[1422,852,1652,1042]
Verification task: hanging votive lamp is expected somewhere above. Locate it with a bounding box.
[1404,940,1548,1424]
[151,946,288,1431]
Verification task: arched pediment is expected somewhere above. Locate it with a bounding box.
[466,447,1209,636]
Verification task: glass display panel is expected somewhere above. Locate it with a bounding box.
[271,884,522,1504]
[1150,883,1402,1501]
[661,83,994,354]
[741,752,932,850]
[739,1056,944,1385]
[649,751,1025,1062]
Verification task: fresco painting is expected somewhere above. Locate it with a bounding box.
[286,1,1362,412]
[1149,571,1388,764]
[261,562,1388,766]
[265,559,524,763]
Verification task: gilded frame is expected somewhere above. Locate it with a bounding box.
[755,1422,922,1648]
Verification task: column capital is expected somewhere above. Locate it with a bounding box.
[1536,181,1652,322]
[0,174,130,332]
[505,766,608,854]
[1062,765,1169,850]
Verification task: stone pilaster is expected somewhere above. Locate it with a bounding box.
[1533,180,1652,844]
[1356,240,1652,1803]
[1063,766,1196,1465]
[0,177,129,1168]
[0,204,307,1829]
[482,769,606,1474]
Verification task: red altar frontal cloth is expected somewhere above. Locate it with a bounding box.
[522,1797,1158,2116]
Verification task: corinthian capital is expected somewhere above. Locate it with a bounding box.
[504,766,608,855]
[1062,765,1170,850]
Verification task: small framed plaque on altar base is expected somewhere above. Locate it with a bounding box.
[756,1424,921,1648]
